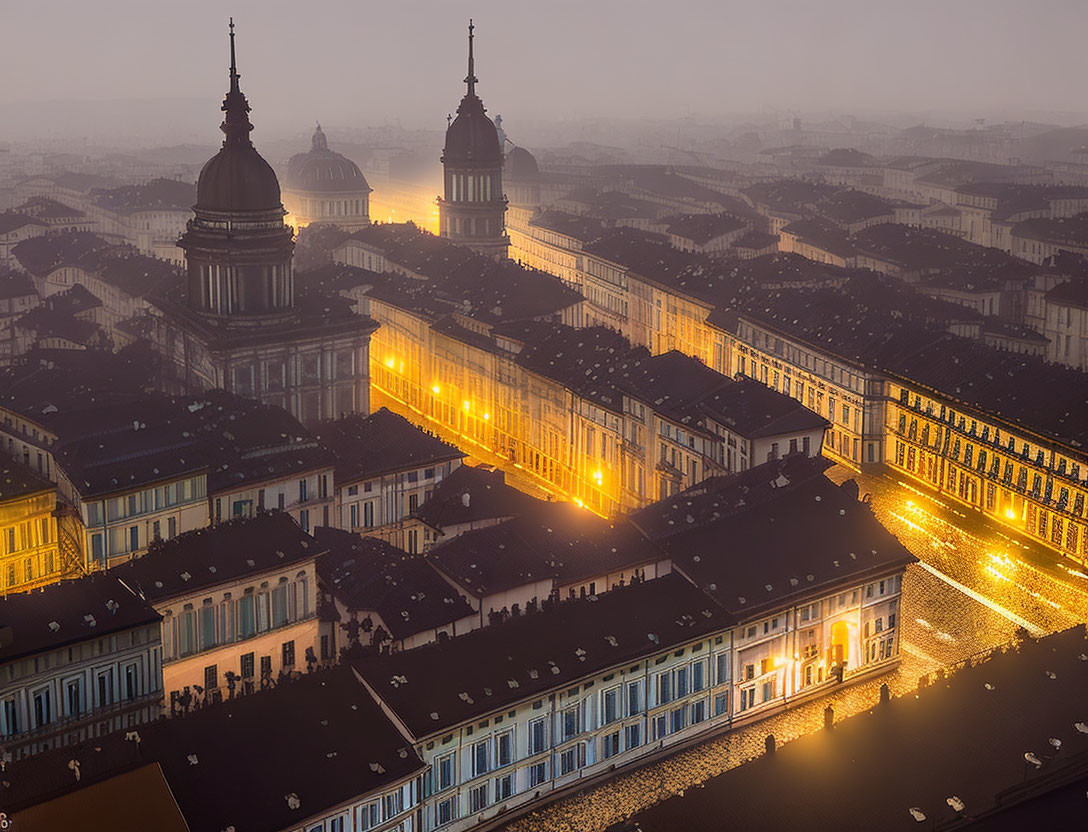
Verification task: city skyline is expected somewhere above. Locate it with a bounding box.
[2,0,1088,145]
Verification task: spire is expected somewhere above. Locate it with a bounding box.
[464,19,477,98]
[220,17,253,147]
[312,122,328,151]
[229,17,239,92]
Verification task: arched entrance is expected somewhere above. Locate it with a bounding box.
[829,620,850,669]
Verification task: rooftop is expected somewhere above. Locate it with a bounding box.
[0,460,55,502]
[90,178,196,215]
[664,212,748,245]
[427,499,663,598]
[353,572,730,738]
[314,407,464,484]
[619,625,1088,832]
[111,512,320,603]
[412,464,543,532]
[2,665,424,832]
[659,468,916,619]
[314,528,474,640]
[0,573,160,664]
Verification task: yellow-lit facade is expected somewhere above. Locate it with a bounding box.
[0,483,69,594]
[367,298,624,516]
[712,316,884,472]
[368,180,442,235]
[886,378,1088,561]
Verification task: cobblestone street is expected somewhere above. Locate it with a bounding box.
[505,466,1088,832]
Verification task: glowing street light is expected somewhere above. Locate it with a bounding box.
[432,384,441,395]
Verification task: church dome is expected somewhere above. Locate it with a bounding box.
[443,98,502,165]
[285,125,371,194]
[505,146,539,180]
[194,24,282,214]
[197,143,282,212]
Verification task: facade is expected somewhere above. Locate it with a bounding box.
[83,179,195,265]
[353,460,914,831]
[3,665,426,832]
[148,24,378,425]
[283,124,372,231]
[438,21,509,258]
[0,462,69,594]
[883,343,1088,562]
[1041,279,1088,371]
[713,310,885,471]
[314,408,464,553]
[0,395,211,569]
[0,574,162,761]
[317,528,477,653]
[191,392,337,534]
[0,213,47,268]
[110,512,323,707]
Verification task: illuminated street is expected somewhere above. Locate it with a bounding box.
[371,384,562,503]
[826,466,1088,634]
[500,466,1088,832]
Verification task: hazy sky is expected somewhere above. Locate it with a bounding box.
[2,0,1086,142]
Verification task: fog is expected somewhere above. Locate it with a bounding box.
[1,0,1086,146]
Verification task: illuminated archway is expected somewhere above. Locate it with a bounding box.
[830,620,850,668]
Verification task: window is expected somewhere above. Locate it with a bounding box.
[762,679,776,702]
[436,797,457,826]
[32,687,52,727]
[436,753,455,791]
[204,664,218,690]
[602,730,621,759]
[670,706,686,733]
[601,686,620,725]
[559,743,585,775]
[691,660,706,692]
[529,761,548,788]
[97,670,114,707]
[473,739,490,776]
[561,704,581,741]
[240,652,255,679]
[65,678,83,717]
[740,687,755,711]
[496,729,513,767]
[495,773,514,800]
[469,784,489,813]
[363,502,374,528]
[692,699,707,724]
[657,671,672,705]
[624,722,642,750]
[716,653,730,684]
[528,717,547,754]
[714,692,728,716]
[627,679,644,715]
[260,655,272,678]
[282,640,296,667]
[1,698,19,736]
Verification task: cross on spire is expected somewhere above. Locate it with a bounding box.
[464,19,477,97]
[229,17,239,93]
[220,18,253,146]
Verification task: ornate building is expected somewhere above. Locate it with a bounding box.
[147,22,377,424]
[283,124,372,231]
[438,21,509,259]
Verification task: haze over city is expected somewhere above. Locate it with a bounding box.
[3,3,1088,831]
[3,0,1088,145]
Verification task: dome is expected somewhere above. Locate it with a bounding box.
[285,125,371,194]
[505,146,539,180]
[194,26,282,215]
[196,143,282,212]
[443,96,502,165]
